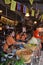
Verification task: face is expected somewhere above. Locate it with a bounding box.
[36,28,43,39]
[16,34,21,40]
[21,35,25,41]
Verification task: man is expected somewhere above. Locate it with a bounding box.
[28,30,41,44]
[3,31,16,52]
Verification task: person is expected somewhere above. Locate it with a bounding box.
[3,31,16,52]
[36,26,43,50]
[28,30,41,57]
[6,31,16,45]
[28,30,41,45]
[20,32,28,43]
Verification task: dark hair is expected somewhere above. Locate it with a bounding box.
[37,24,43,28]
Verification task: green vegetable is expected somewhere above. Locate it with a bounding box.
[0,63,3,65]
[1,52,5,57]
[15,58,25,65]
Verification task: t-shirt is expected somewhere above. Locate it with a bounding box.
[28,37,41,44]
